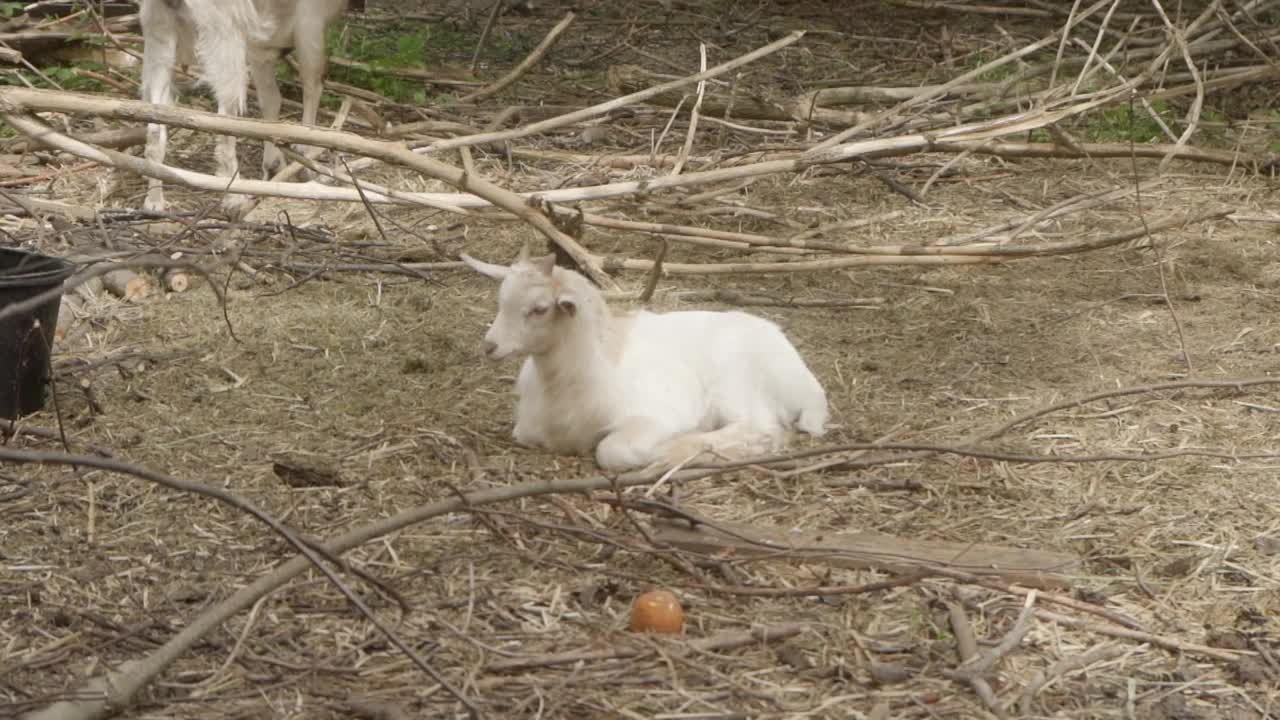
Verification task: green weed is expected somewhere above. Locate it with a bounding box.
[1082,99,1172,143]
[318,20,477,104]
[0,61,113,93]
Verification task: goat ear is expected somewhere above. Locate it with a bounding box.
[556,291,578,317]
[533,253,556,277]
[460,253,510,281]
[516,238,532,264]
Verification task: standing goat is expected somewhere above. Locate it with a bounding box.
[462,244,830,472]
[139,0,348,218]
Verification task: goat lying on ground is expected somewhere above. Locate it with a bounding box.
[139,0,348,218]
[462,244,830,471]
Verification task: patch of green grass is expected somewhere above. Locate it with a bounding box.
[0,61,113,93]
[307,19,539,104]
[955,51,1027,83]
[0,2,23,17]
[316,20,478,104]
[1082,98,1173,143]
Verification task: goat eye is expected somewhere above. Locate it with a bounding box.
[529,305,549,316]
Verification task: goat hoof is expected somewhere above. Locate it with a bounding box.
[143,192,166,215]
[262,149,287,178]
[221,195,253,221]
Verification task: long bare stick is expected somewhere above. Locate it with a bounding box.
[1,78,1212,222]
[602,208,1230,275]
[946,600,1006,717]
[1036,608,1246,662]
[670,43,707,177]
[459,11,576,104]
[0,92,615,288]
[487,623,803,673]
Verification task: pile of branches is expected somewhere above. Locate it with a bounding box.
[0,0,1275,291]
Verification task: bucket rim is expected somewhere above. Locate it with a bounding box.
[0,247,78,286]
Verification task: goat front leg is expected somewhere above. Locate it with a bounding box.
[199,38,253,219]
[249,52,286,177]
[207,85,253,219]
[595,416,681,472]
[290,18,332,180]
[139,14,177,214]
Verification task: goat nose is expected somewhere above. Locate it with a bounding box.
[482,340,498,357]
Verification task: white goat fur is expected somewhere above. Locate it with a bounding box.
[139,0,347,218]
[461,246,830,471]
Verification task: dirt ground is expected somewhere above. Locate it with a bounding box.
[4,1,1280,718]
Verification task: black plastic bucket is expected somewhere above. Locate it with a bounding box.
[0,248,76,420]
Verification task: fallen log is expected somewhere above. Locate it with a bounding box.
[653,518,1080,591]
[101,266,151,301]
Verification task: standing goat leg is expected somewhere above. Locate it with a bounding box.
[289,12,332,180]
[248,50,285,177]
[140,0,179,214]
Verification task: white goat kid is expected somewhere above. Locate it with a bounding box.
[139,0,347,218]
[462,245,830,472]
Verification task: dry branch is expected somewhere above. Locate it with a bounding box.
[652,517,1079,590]
[1,124,143,153]
[1035,608,1247,663]
[1018,643,1128,715]
[486,623,804,673]
[947,591,1038,681]
[813,0,1119,151]
[459,11,575,103]
[1,75,1142,220]
[607,64,867,125]
[666,289,884,308]
[326,56,480,88]
[100,266,151,301]
[601,208,1232,275]
[933,139,1271,169]
[946,601,1006,717]
[0,84,1215,278]
[0,91,613,289]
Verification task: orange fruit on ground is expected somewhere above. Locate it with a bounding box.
[629,589,684,634]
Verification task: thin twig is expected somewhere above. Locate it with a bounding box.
[637,239,668,304]
[946,600,1006,717]
[468,0,504,73]
[460,11,576,103]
